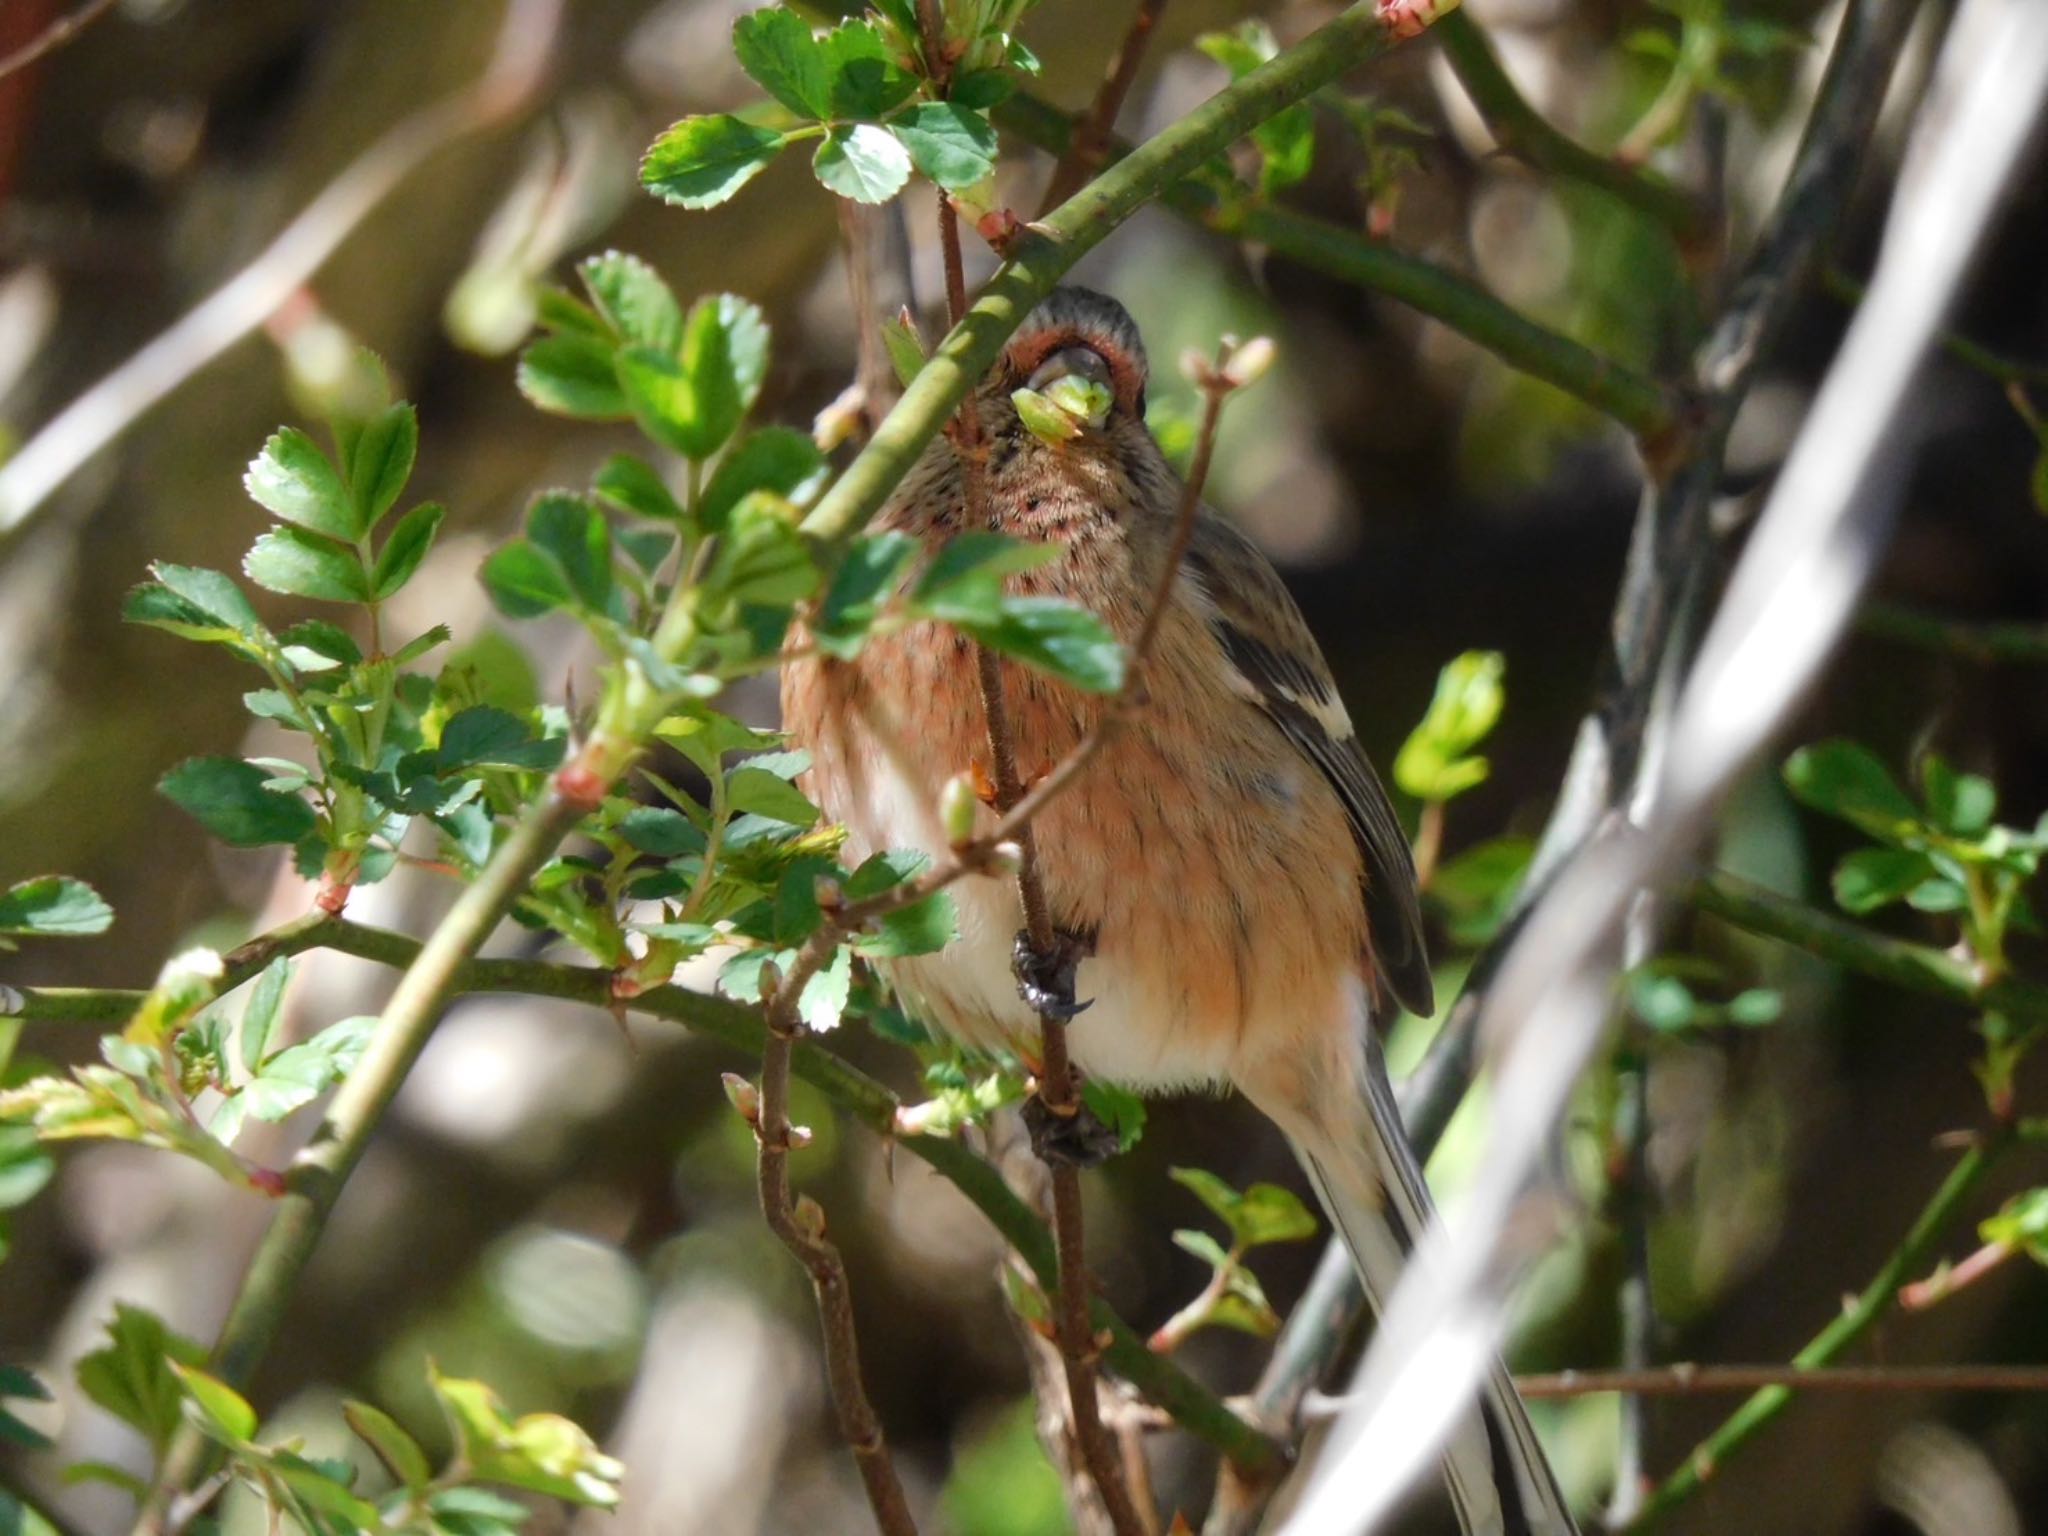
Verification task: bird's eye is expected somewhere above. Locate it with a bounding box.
[1026,345,1115,394]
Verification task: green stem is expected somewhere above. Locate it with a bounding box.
[1858,602,2048,664]
[1690,870,2048,1022]
[798,0,1449,558]
[1623,1132,2010,1528]
[14,920,1283,1480]
[1432,9,1704,242]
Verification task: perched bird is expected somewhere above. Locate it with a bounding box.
[782,287,1575,1536]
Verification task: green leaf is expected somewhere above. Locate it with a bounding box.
[1726,988,1784,1026]
[702,428,828,534]
[845,849,957,958]
[481,540,576,618]
[439,706,565,771]
[346,402,418,534]
[823,18,916,117]
[0,1365,53,1450]
[891,103,998,190]
[169,1363,257,1444]
[814,123,911,203]
[241,1015,375,1121]
[913,530,1061,604]
[800,943,855,1031]
[244,527,370,604]
[344,1400,433,1490]
[951,69,1014,110]
[75,1305,206,1456]
[148,564,264,638]
[280,619,361,668]
[240,956,291,1073]
[527,493,614,611]
[371,501,445,600]
[1079,1079,1146,1153]
[814,531,918,657]
[1784,740,1920,838]
[1169,1166,1317,1248]
[1254,106,1315,194]
[431,1369,624,1509]
[641,114,787,210]
[938,597,1126,694]
[708,494,818,606]
[0,876,112,938]
[594,453,685,523]
[159,757,316,847]
[727,765,821,826]
[734,7,833,118]
[517,334,631,419]
[1429,835,1532,947]
[1831,846,1936,914]
[578,251,683,352]
[1983,1186,2048,1263]
[245,427,354,540]
[1394,650,1505,802]
[881,313,927,388]
[618,807,707,857]
[1629,971,1701,1033]
[0,1128,54,1212]
[1921,754,1997,837]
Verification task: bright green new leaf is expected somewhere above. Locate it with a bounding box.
[371,500,445,600]
[430,1369,624,1509]
[1080,1079,1146,1153]
[641,114,787,210]
[159,758,316,847]
[346,402,418,533]
[578,251,684,353]
[517,334,631,419]
[1170,1166,1317,1248]
[733,7,834,118]
[891,102,998,190]
[345,1400,433,1490]
[0,876,112,939]
[245,426,353,541]
[813,123,911,204]
[240,1015,375,1122]
[244,526,370,604]
[1394,650,1505,802]
[168,1362,257,1444]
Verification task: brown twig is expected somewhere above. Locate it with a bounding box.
[0,0,115,84]
[755,937,918,1533]
[1040,0,1170,213]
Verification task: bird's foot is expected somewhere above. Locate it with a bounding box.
[1023,1092,1121,1169]
[1012,926,1094,1022]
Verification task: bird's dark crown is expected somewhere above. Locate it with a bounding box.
[1000,286,1149,418]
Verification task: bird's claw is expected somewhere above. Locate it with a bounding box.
[1012,927,1094,1022]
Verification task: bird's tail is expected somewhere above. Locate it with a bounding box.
[1279,1047,1578,1536]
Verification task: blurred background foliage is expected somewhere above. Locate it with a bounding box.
[0,0,2046,1532]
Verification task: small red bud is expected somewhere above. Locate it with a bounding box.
[555,758,606,810]
[248,1167,288,1198]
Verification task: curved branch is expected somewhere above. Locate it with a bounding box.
[9,920,1286,1480]
[1433,10,1705,243]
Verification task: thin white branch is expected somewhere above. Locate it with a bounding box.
[0,0,563,540]
[1280,1,2048,1531]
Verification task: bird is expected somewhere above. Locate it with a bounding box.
[781,286,1577,1536]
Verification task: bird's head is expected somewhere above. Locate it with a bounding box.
[986,286,1150,450]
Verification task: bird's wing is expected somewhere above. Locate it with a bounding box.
[1182,512,1434,1019]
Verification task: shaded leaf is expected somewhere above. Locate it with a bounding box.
[159,758,316,847]
[0,877,112,938]
[814,123,911,203]
[371,501,445,600]
[641,115,787,210]
[517,334,630,419]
